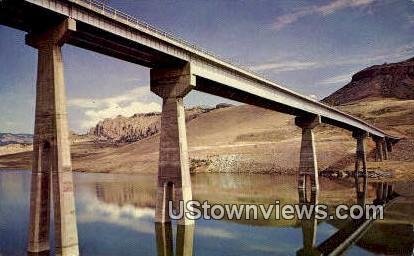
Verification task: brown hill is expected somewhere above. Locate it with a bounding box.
[323,57,414,106]
[0,104,357,174]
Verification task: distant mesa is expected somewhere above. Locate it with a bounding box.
[0,133,33,146]
[323,57,414,106]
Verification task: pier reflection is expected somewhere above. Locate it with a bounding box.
[296,179,411,256]
[27,251,50,256]
[297,187,319,256]
[155,223,194,256]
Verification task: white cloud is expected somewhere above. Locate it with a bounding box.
[325,42,414,68]
[68,86,161,130]
[250,61,318,72]
[320,73,352,85]
[249,42,414,74]
[318,0,375,15]
[406,14,414,26]
[196,227,235,239]
[77,196,235,240]
[272,0,376,31]
[272,8,311,31]
[309,94,319,100]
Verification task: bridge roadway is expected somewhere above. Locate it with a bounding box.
[0,1,400,255]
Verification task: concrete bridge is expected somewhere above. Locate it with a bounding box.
[0,0,400,255]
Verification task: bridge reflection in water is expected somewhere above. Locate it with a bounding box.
[83,173,413,255]
[0,171,413,255]
[296,180,411,256]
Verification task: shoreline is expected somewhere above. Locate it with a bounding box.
[0,167,404,183]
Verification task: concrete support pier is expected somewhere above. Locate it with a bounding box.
[26,19,79,256]
[386,139,393,153]
[374,182,394,204]
[295,114,321,201]
[353,131,368,206]
[382,138,389,160]
[374,137,384,162]
[151,63,195,225]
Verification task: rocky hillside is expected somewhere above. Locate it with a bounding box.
[88,104,233,143]
[0,133,32,146]
[323,57,414,105]
[89,112,160,143]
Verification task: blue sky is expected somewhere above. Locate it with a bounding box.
[0,0,413,133]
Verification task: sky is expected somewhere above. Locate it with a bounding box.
[0,0,413,134]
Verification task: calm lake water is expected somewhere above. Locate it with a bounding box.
[0,170,412,255]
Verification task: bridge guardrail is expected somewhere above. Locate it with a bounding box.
[74,0,265,78]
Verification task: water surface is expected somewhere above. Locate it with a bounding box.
[0,170,412,255]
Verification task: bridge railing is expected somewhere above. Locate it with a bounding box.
[73,0,268,81]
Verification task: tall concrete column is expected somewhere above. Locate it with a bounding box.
[151,63,195,225]
[27,141,51,253]
[295,114,321,202]
[26,19,79,256]
[386,139,393,153]
[352,131,368,207]
[382,138,388,160]
[374,137,384,162]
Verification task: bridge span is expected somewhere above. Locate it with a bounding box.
[0,0,399,255]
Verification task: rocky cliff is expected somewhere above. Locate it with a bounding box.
[88,104,232,143]
[89,112,160,143]
[323,57,414,106]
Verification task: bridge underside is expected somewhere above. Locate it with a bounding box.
[195,77,367,132]
[0,0,184,68]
